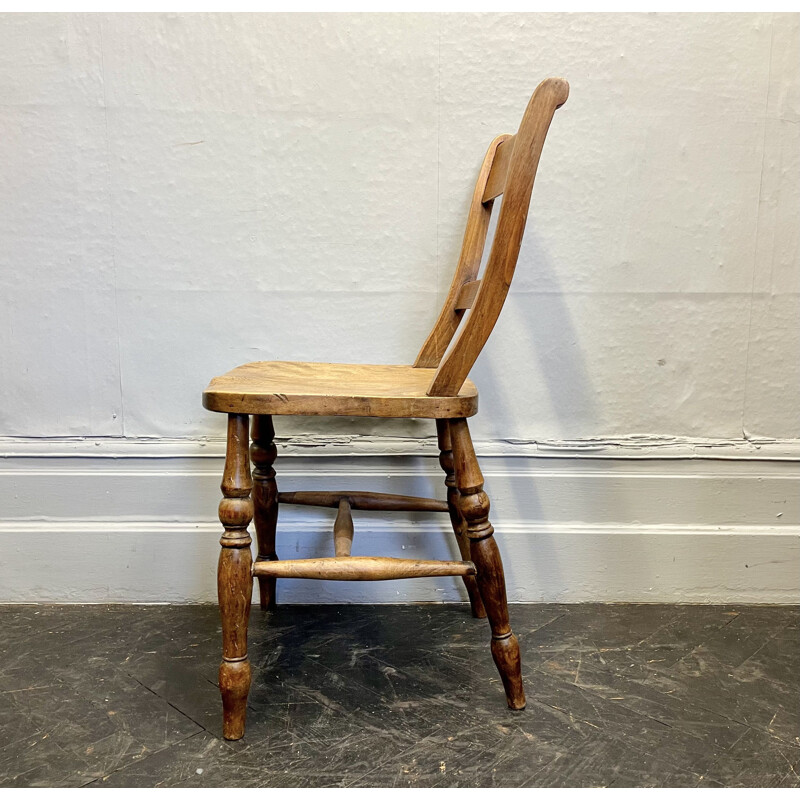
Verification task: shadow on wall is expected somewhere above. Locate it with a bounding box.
[474,232,604,600]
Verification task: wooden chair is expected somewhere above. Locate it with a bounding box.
[203,77,569,740]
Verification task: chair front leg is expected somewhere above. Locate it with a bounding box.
[218,413,254,740]
[449,417,526,710]
[251,415,279,610]
[436,419,486,618]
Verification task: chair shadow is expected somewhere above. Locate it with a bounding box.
[468,232,604,602]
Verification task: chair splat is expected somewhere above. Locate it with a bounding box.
[482,134,516,203]
[454,279,481,311]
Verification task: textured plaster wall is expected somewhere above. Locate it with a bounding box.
[1,12,798,444]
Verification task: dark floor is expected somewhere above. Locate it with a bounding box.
[0,603,798,788]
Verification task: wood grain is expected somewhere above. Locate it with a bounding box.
[278,490,448,513]
[333,498,354,558]
[454,279,482,311]
[217,413,254,740]
[436,418,486,618]
[251,414,279,611]
[450,416,526,710]
[414,134,510,369]
[252,556,476,581]
[482,134,516,202]
[204,361,478,418]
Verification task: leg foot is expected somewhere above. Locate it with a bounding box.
[450,417,526,710]
[491,634,526,710]
[219,659,252,740]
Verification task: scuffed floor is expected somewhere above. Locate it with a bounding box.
[0,603,798,787]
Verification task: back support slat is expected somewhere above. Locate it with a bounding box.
[454,279,481,311]
[482,135,515,202]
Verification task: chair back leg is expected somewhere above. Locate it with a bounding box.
[251,415,279,610]
[436,419,487,618]
[449,417,526,710]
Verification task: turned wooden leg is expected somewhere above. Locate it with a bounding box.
[218,413,254,740]
[251,415,279,610]
[449,417,525,710]
[436,419,486,619]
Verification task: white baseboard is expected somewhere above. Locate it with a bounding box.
[1,436,798,604]
[1,518,796,605]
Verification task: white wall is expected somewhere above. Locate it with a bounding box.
[1,13,798,602]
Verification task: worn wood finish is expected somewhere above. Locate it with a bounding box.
[428,77,569,396]
[252,556,476,581]
[414,134,510,369]
[454,279,482,311]
[278,490,448,513]
[203,362,478,418]
[436,419,486,619]
[218,413,254,740]
[204,80,569,735]
[333,498,354,558]
[482,134,516,203]
[449,416,526,710]
[250,415,278,611]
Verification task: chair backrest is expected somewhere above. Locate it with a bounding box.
[414,77,569,396]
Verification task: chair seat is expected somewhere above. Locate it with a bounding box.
[202,361,479,418]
